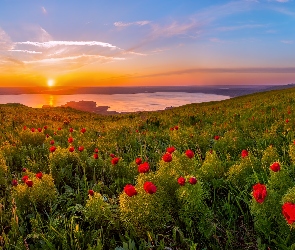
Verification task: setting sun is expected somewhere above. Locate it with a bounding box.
[47,79,55,87]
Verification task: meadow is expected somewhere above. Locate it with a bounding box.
[1,87,295,249]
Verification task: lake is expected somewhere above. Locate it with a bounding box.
[0,92,230,112]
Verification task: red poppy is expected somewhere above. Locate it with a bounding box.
[143,181,157,194]
[36,172,43,179]
[124,184,137,197]
[11,179,18,186]
[22,168,27,172]
[174,126,179,130]
[189,177,197,185]
[78,146,84,152]
[282,202,295,224]
[43,126,47,130]
[138,162,150,173]
[88,190,94,196]
[31,128,35,132]
[69,128,74,133]
[50,140,55,145]
[69,146,75,152]
[23,126,27,130]
[162,153,172,162]
[252,183,267,203]
[22,175,29,183]
[93,153,98,159]
[68,137,74,143]
[177,176,186,186]
[25,179,33,187]
[170,127,174,131]
[241,149,248,158]
[94,148,99,153]
[185,150,194,159]
[37,128,42,132]
[110,153,115,158]
[111,157,119,165]
[214,135,220,140]
[58,127,61,131]
[50,146,56,152]
[286,119,290,123]
[270,162,280,172]
[135,158,142,165]
[166,146,176,154]
[46,134,50,138]
[81,128,86,134]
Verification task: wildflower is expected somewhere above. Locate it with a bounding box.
[189,177,197,185]
[241,149,248,158]
[170,127,174,131]
[143,181,157,194]
[36,172,43,179]
[135,158,142,165]
[22,175,29,183]
[58,127,61,131]
[23,126,27,130]
[50,140,55,145]
[214,135,220,140]
[124,184,137,197]
[81,128,86,134]
[25,179,33,187]
[166,146,176,154]
[50,146,56,152]
[37,128,42,132]
[69,146,75,152]
[138,162,150,173]
[94,148,99,153]
[185,150,194,159]
[43,126,47,130]
[78,146,84,152]
[252,183,267,203]
[68,137,74,143]
[174,126,179,130]
[93,153,98,159]
[46,134,50,138]
[22,168,27,172]
[286,119,290,123]
[88,190,94,196]
[110,153,115,158]
[111,157,119,165]
[270,162,280,172]
[69,128,74,133]
[11,179,18,186]
[282,202,295,224]
[177,176,186,186]
[31,128,35,132]
[162,153,172,162]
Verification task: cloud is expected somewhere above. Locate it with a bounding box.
[41,6,47,14]
[8,49,42,54]
[275,0,290,2]
[15,40,120,49]
[0,27,14,50]
[114,21,151,27]
[281,40,294,44]
[217,24,265,31]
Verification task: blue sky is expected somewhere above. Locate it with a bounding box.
[0,0,295,86]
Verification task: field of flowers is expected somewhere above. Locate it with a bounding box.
[1,87,295,249]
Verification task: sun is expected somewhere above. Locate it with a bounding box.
[47,79,55,87]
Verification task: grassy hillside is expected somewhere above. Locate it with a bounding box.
[1,87,295,249]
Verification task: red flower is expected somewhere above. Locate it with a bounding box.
[162,153,172,162]
[37,128,42,132]
[22,168,27,172]
[68,137,74,143]
[58,127,61,131]
[11,179,18,186]
[111,157,119,165]
[189,177,197,185]
[78,146,84,152]
[177,176,186,186]
[94,148,99,153]
[166,146,176,154]
[174,126,179,130]
[31,128,35,132]
[124,184,137,197]
[214,135,220,140]
[241,149,248,158]
[270,162,280,172]
[93,153,98,159]
[69,128,74,133]
[23,126,27,130]
[185,150,194,159]
[81,128,86,134]
[50,140,55,145]
[135,158,142,165]
[110,153,115,158]
[252,183,267,203]
[143,181,157,194]
[282,202,295,224]
[22,175,29,183]
[50,146,56,152]
[25,179,33,187]
[36,172,43,179]
[69,146,75,152]
[138,162,150,173]
[43,126,47,130]
[170,127,174,131]
[88,190,94,196]
[46,134,50,138]
[286,119,290,123]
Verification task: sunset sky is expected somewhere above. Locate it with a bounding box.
[0,0,295,87]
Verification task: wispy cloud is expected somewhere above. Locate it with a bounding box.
[275,0,290,3]
[217,24,265,31]
[41,6,47,14]
[8,49,42,54]
[114,21,151,27]
[0,27,14,50]
[281,40,294,44]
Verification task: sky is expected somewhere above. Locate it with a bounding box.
[0,0,295,87]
